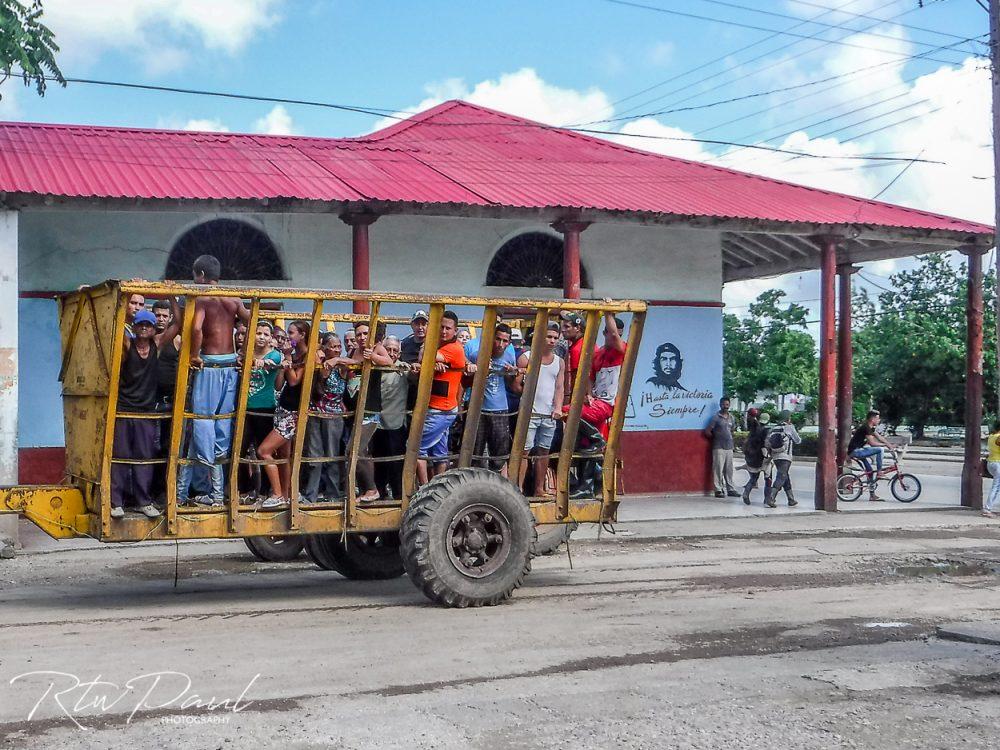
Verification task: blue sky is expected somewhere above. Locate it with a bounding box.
[2,0,992,315]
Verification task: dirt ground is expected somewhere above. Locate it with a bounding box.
[1,515,999,749]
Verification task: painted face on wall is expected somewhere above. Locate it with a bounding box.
[649,342,684,390]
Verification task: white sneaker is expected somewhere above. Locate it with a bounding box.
[110,506,125,519]
[194,495,224,507]
[260,496,288,510]
[139,504,162,518]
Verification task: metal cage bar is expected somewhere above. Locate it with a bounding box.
[458,306,498,468]
[507,308,551,485]
[227,297,260,531]
[287,301,324,530]
[556,309,601,518]
[164,296,197,535]
[345,300,381,528]
[601,311,645,517]
[116,281,645,313]
[98,292,129,537]
[402,304,444,508]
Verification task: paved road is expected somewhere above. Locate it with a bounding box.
[1,510,999,748]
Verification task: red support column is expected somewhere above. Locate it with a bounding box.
[341,212,379,314]
[836,264,858,472]
[814,235,840,511]
[552,220,590,299]
[961,246,985,510]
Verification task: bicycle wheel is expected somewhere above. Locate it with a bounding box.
[836,473,864,502]
[890,473,921,503]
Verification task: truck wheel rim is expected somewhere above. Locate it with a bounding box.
[446,503,512,579]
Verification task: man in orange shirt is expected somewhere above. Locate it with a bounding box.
[417,310,466,483]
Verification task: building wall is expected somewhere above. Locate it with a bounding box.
[16,208,724,494]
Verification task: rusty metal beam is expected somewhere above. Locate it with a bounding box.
[556,309,600,518]
[458,306,498,468]
[345,301,381,527]
[227,297,260,531]
[814,236,839,512]
[961,247,985,510]
[402,304,444,508]
[508,308,552,484]
[836,265,858,472]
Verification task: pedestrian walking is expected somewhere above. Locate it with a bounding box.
[765,410,801,508]
[705,396,739,498]
[741,409,773,505]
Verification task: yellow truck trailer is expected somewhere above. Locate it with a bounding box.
[1,280,645,607]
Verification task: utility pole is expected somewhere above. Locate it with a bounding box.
[992,0,1000,417]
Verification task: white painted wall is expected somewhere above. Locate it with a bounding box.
[18,209,722,302]
[15,207,723,450]
[0,211,17,482]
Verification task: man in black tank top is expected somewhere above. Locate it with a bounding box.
[111,301,181,520]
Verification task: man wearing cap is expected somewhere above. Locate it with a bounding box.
[401,309,429,365]
[111,302,181,519]
[581,311,627,438]
[560,311,586,401]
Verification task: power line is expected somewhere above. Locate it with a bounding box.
[591,31,986,127]
[870,150,924,200]
[599,0,972,76]
[51,76,407,120]
[593,0,914,123]
[782,0,984,46]
[36,74,944,165]
[691,0,982,54]
[581,5,986,125]
[570,0,879,125]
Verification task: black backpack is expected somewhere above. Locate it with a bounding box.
[744,427,767,463]
[766,427,790,454]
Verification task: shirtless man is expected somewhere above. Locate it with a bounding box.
[177,254,250,506]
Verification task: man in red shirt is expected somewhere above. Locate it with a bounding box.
[560,311,586,402]
[416,310,466,483]
[581,312,627,438]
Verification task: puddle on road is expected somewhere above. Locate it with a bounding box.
[893,558,1000,578]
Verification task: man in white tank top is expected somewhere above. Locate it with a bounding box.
[513,323,565,497]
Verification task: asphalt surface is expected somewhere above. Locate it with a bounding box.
[1,501,999,748]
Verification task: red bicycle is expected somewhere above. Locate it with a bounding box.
[836,448,922,503]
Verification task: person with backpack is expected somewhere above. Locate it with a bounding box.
[741,409,773,505]
[765,410,801,508]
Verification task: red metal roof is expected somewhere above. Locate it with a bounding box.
[0,100,989,236]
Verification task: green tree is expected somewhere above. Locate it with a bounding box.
[852,254,996,438]
[723,289,818,408]
[0,0,63,97]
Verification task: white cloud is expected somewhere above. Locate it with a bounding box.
[612,117,715,161]
[156,115,230,132]
[41,0,283,74]
[647,41,675,67]
[370,67,613,132]
[183,118,230,133]
[0,83,21,119]
[254,105,295,135]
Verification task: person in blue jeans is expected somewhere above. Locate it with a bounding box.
[176,254,250,506]
[847,409,894,501]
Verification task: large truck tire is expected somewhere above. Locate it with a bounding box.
[533,522,578,556]
[400,468,535,608]
[303,534,339,570]
[243,535,305,562]
[321,532,405,580]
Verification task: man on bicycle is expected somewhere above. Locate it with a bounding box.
[848,410,894,501]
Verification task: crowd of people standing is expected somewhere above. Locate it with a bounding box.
[108,255,628,519]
